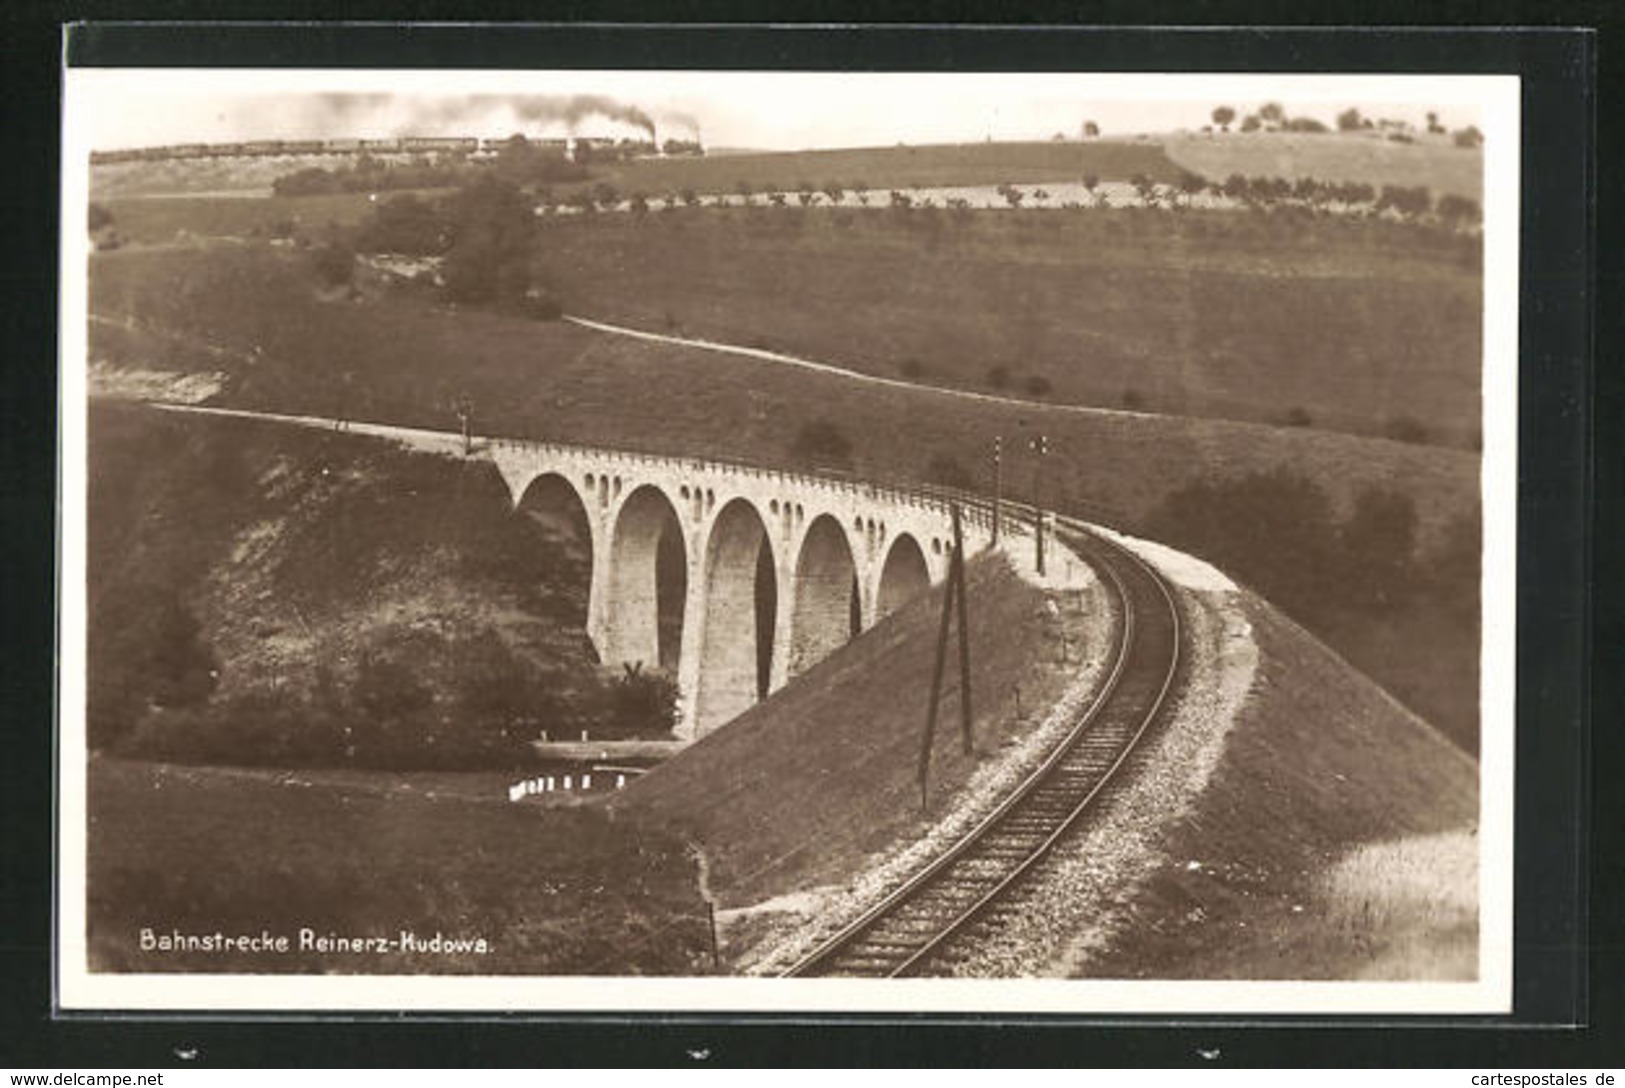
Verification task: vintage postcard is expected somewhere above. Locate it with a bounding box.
[58,66,1518,1013]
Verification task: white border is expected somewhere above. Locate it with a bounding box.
[57,69,1519,1015]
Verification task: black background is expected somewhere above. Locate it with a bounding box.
[3,6,1616,1069]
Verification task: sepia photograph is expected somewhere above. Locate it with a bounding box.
[57,66,1519,1014]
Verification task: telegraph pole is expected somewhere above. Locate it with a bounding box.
[454,394,474,456]
[990,435,1003,545]
[1030,433,1049,576]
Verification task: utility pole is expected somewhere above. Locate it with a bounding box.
[991,435,1003,545]
[454,394,474,456]
[1030,433,1050,576]
[918,503,974,810]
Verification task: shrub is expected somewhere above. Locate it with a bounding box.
[899,358,925,379]
[789,419,854,470]
[925,453,973,490]
[310,239,355,287]
[1121,387,1147,410]
[1144,467,1340,617]
[1338,485,1420,610]
[986,365,1011,390]
[1284,406,1314,427]
[1383,415,1430,444]
[1024,374,1053,397]
[602,664,679,739]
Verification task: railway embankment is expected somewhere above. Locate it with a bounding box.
[610,550,1119,972]
[617,527,1478,980]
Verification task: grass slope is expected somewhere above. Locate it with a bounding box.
[1163,132,1483,202]
[613,556,1082,908]
[87,401,612,767]
[87,755,709,974]
[536,206,1481,446]
[1082,594,1478,979]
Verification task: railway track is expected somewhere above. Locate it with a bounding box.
[782,518,1182,978]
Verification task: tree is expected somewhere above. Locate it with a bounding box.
[1453,125,1484,149]
[441,176,536,305]
[1211,105,1236,132]
[1240,113,1261,133]
[1145,468,1340,618]
[1258,101,1285,125]
[355,193,449,255]
[1427,111,1445,134]
[1083,120,1100,138]
[1435,193,1483,229]
[1177,170,1207,207]
[1337,107,1364,132]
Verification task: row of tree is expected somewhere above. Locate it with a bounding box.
[1207,102,1485,148]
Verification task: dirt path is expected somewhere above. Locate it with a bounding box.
[561,313,1160,423]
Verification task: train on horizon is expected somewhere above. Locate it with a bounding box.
[90,133,705,166]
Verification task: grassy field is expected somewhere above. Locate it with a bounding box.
[98,190,396,247]
[88,244,1479,537]
[1164,131,1483,202]
[1081,595,1479,980]
[574,140,1186,198]
[87,755,710,974]
[536,205,1481,446]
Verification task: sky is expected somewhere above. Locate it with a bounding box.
[69,70,1492,152]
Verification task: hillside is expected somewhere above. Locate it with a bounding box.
[614,537,1478,979]
[87,240,1482,752]
[534,205,1481,447]
[1065,586,1479,980]
[86,400,644,770]
[1164,131,1483,202]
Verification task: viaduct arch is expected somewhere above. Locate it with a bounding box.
[490,437,1001,741]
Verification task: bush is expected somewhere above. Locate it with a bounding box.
[1383,415,1430,444]
[1284,406,1314,427]
[899,358,925,379]
[354,193,449,256]
[600,664,679,739]
[1024,374,1053,397]
[310,239,355,287]
[789,419,854,470]
[925,453,973,490]
[1339,486,1420,610]
[1121,387,1147,410]
[986,365,1011,390]
[1144,468,1340,617]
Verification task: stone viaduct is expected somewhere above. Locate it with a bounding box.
[487,438,1007,741]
